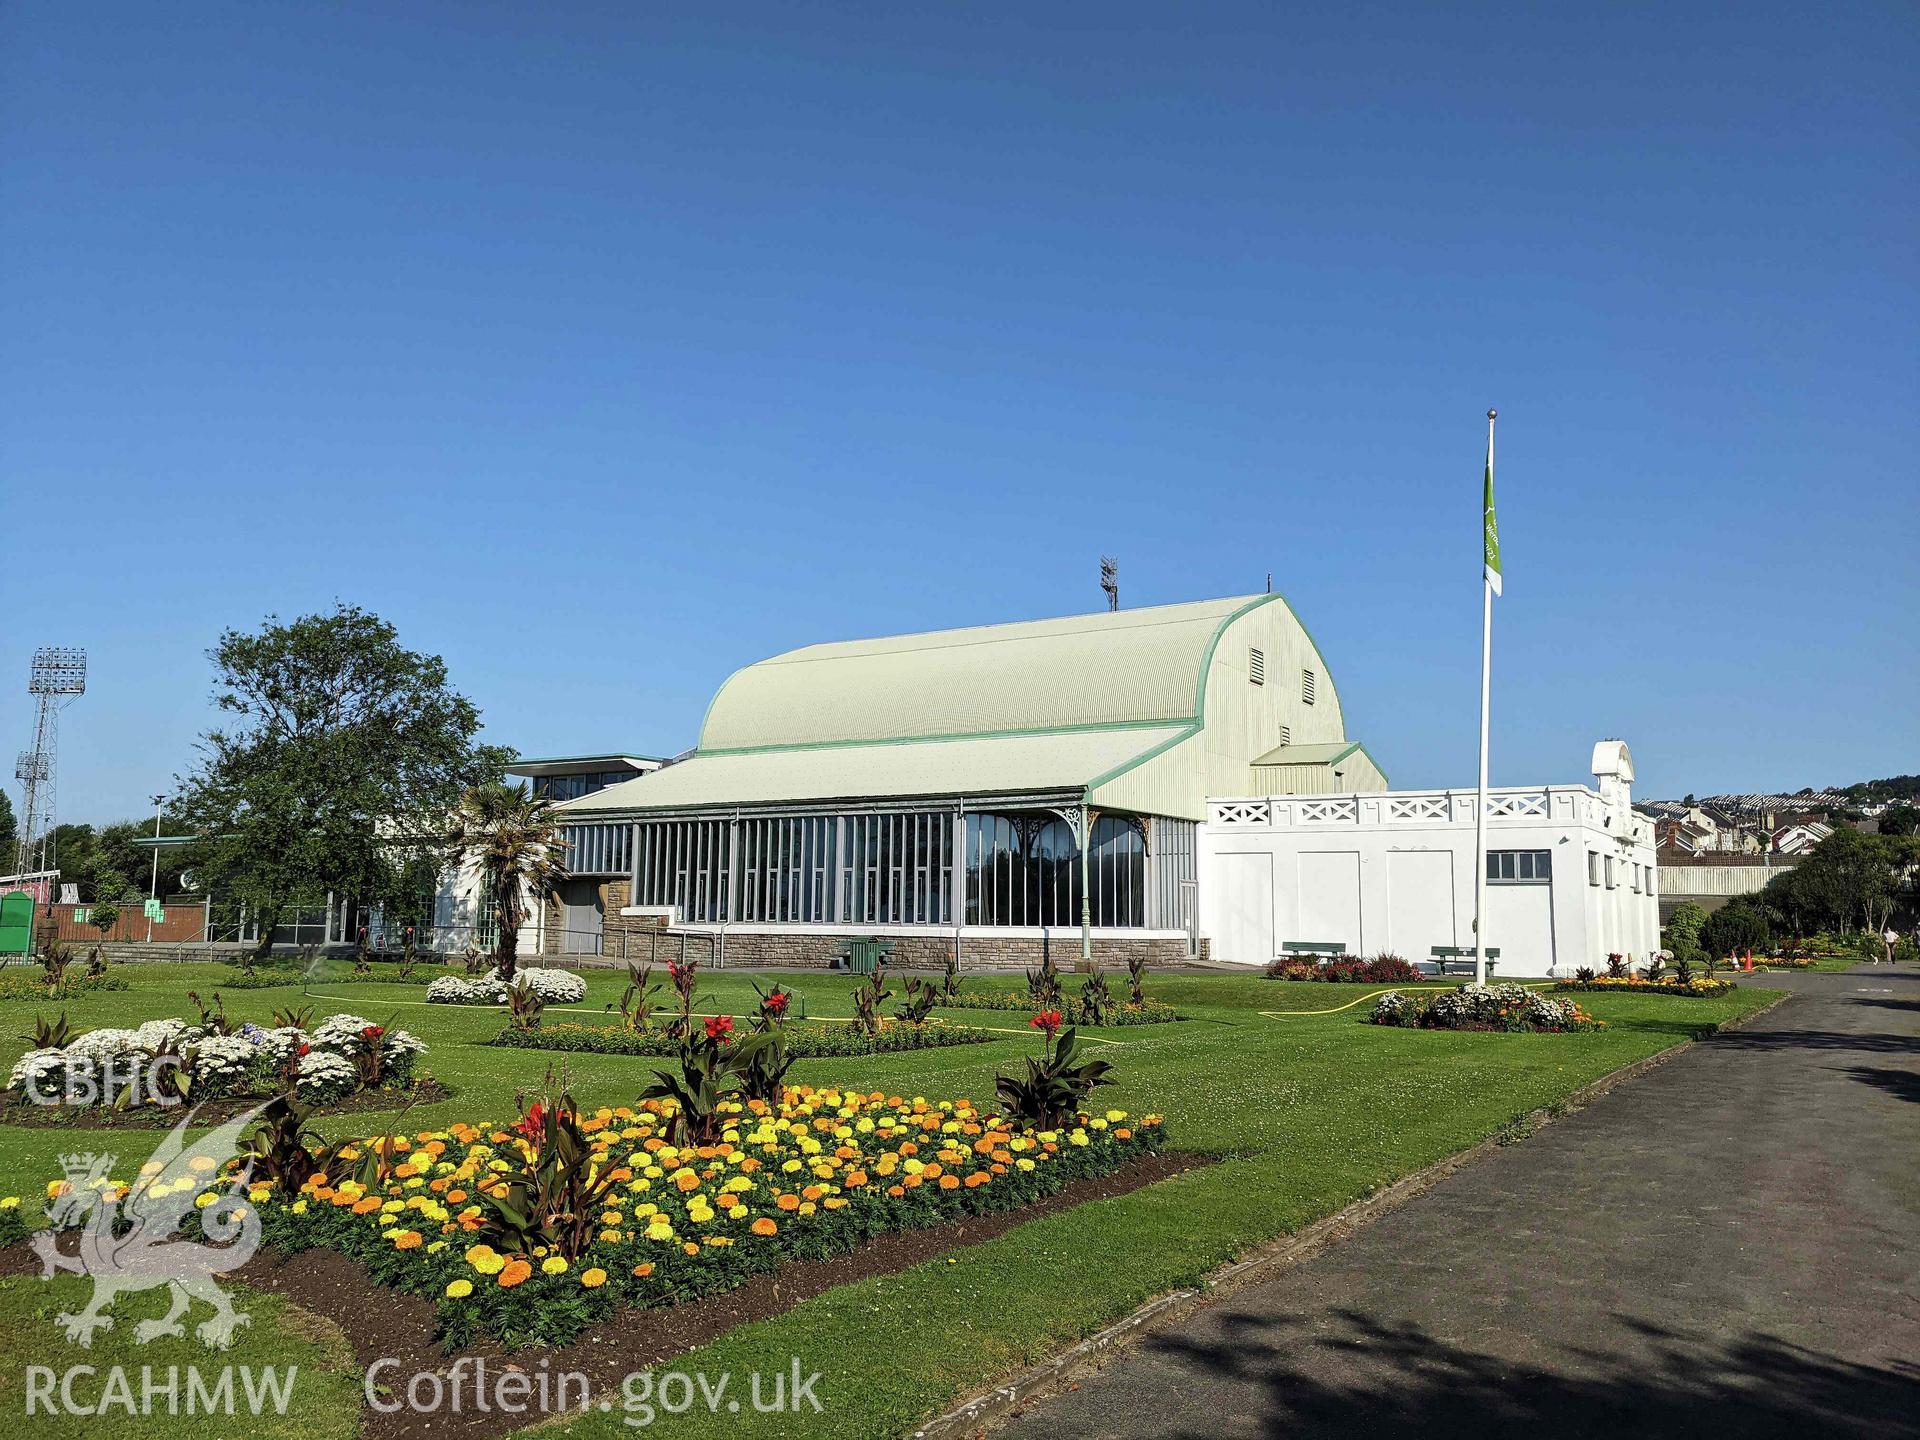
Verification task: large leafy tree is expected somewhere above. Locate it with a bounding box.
[443,781,568,981]
[175,605,510,955]
[0,791,16,869]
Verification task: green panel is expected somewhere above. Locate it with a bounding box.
[0,890,35,955]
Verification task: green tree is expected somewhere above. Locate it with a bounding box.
[0,790,16,867]
[175,605,510,956]
[1701,898,1771,959]
[1880,804,1920,837]
[1791,826,1891,934]
[88,900,121,941]
[443,781,568,982]
[1662,901,1710,959]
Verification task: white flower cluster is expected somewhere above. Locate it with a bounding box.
[6,1049,65,1095]
[426,967,585,1005]
[6,1011,428,1108]
[293,1050,359,1104]
[187,1033,265,1097]
[310,1013,381,1055]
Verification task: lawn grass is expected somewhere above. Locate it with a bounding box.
[0,1273,361,1438]
[0,962,1781,1437]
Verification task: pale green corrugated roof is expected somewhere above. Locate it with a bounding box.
[1252,741,1364,766]
[698,594,1270,752]
[561,725,1192,813]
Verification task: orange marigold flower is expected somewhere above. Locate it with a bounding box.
[497,1259,532,1288]
[844,1169,868,1187]
[632,1263,655,1278]
[751,1217,778,1236]
[681,1242,700,1256]
[887,1184,906,1198]
[938,1174,960,1190]
[393,1230,424,1249]
[775,1193,800,1211]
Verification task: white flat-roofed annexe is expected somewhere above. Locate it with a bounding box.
[1201,741,1658,976]
[556,594,1386,968]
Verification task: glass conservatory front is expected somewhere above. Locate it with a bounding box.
[563,805,1197,933]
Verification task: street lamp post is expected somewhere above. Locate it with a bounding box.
[147,793,166,941]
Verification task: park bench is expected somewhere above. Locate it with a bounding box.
[1281,940,1346,960]
[1429,945,1499,978]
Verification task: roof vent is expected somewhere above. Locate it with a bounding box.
[1302,668,1316,705]
[1249,648,1264,685]
[1278,724,1292,745]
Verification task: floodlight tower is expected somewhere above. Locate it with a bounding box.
[16,647,86,875]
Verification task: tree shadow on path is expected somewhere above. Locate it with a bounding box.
[1137,1307,1919,1440]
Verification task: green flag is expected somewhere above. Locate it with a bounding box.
[1483,424,1502,596]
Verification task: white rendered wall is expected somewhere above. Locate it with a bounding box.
[1198,779,1659,977]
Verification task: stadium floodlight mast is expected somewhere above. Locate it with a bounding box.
[15,647,86,876]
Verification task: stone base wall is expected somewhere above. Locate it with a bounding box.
[687,929,1205,972]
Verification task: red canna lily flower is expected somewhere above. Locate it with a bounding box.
[705,1014,735,1043]
[764,991,789,1016]
[1030,1009,1064,1038]
[361,1025,385,1041]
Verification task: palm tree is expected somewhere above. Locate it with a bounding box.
[443,781,568,983]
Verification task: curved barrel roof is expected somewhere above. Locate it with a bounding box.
[565,592,1357,819]
[699,594,1271,752]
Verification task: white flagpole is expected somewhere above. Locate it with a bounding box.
[1474,409,1496,986]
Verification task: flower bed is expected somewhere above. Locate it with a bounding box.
[491,1018,995,1057]
[1265,954,1426,983]
[48,1089,1164,1349]
[426,968,588,1005]
[1369,983,1604,1033]
[1557,975,1732,998]
[0,971,127,1002]
[5,1012,428,1110]
[942,989,1180,1026]
[0,1195,25,1248]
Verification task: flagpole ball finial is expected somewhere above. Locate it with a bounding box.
[1487,408,1497,420]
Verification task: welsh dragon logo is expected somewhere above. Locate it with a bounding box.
[33,1105,267,1349]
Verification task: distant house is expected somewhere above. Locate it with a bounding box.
[1771,821,1833,857]
[1652,807,1764,857]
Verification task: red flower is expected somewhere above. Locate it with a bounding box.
[704,1014,734,1043]
[296,1042,311,1058]
[515,1101,548,1142]
[763,991,790,1016]
[1030,1009,1064,1037]
[361,1025,385,1041]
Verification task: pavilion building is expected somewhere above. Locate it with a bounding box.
[552,593,1385,968]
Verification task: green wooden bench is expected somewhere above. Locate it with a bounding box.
[1430,945,1499,977]
[1281,940,1346,958]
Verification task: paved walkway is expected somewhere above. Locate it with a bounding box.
[999,966,1920,1440]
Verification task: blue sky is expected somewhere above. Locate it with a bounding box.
[3,2,1914,824]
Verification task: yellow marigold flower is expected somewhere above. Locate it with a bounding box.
[581,1268,607,1288]
[541,1256,568,1275]
[645,1220,674,1242]
[445,1279,473,1298]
